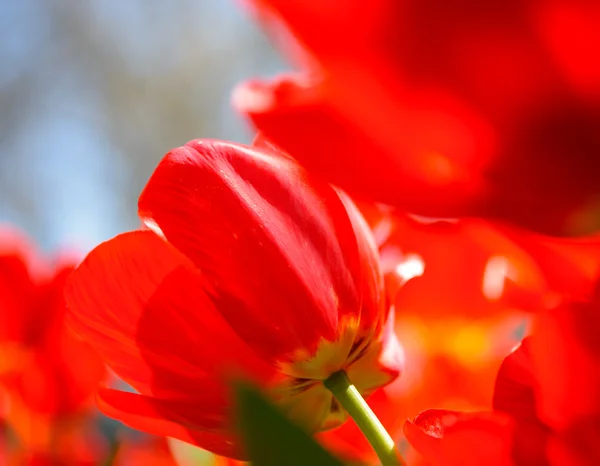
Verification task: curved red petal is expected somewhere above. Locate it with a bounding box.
[65,230,273,402]
[234,76,478,218]
[98,389,243,460]
[66,231,185,392]
[335,189,385,334]
[347,307,403,393]
[383,216,548,318]
[10,331,106,416]
[496,227,600,303]
[0,227,47,344]
[251,132,293,160]
[530,287,600,430]
[493,339,538,421]
[404,410,515,466]
[242,3,600,236]
[138,139,368,362]
[382,211,600,318]
[249,136,386,341]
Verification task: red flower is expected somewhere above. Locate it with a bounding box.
[65,140,402,459]
[0,227,105,417]
[235,0,600,236]
[0,227,106,464]
[365,209,600,317]
[404,280,600,465]
[340,202,600,463]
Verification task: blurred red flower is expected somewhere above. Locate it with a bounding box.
[404,279,600,465]
[345,201,600,462]
[113,437,178,466]
[235,1,600,236]
[65,139,403,460]
[361,207,600,317]
[0,227,106,462]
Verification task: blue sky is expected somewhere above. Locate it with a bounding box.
[0,0,284,254]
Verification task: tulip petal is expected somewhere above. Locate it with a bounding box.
[380,212,600,317]
[66,230,274,401]
[497,226,600,303]
[138,139,365,362]
[233,76,475,218]
[0,227,47,343]
[347,307,403,393]
[493,338,537,421]
[387,216,547,316]
[240,3,600,236]
[404,409,515,466]
[530,288,600,430]
[336,189,385,335]
[98,389,243,459]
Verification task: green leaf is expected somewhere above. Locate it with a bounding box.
[235,384,346,466]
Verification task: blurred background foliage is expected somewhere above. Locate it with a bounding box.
[0,0,283,252]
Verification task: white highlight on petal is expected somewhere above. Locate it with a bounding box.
[408,214,459,224]
[143,219,166,240]
[482,255,516,300]
[371,216,393,247]
[231,82,274,113]
[379,245,403,275]
[395,253,425,285]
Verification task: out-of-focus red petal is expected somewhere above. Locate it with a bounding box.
[1,227,104,416]
[0,227,47,344]
[114,437,178,466]
[492,339,553,465]
[98,389,243,460]
[536,2,600,101]
[233,76,480,218]
[496,227,600,303]
[380,211,600,317]
[529,286,600,430]
[386,217,542,317]
[404,410,515,466]
[251,132,292,159]
[548,416,600,466]
[247,0,388,59]
[10,332,105,415]
[241,3,600,236]
[493,339,537,421]
[66,230,274,401]
[137,139,368,362]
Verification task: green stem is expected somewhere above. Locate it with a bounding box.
[324,371,405,466]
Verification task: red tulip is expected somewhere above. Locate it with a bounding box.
[235,0,600,236]
[0,227,106,463]
[365,209,600,317]
[65,140,402,459]
[0,227,52,346]
[350,201,600,465]
[0,227,105,416]
[404,279,600,465]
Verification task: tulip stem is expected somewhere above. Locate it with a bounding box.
[324,370,405,466]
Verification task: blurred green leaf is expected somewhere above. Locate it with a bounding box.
[236,384,345,466]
